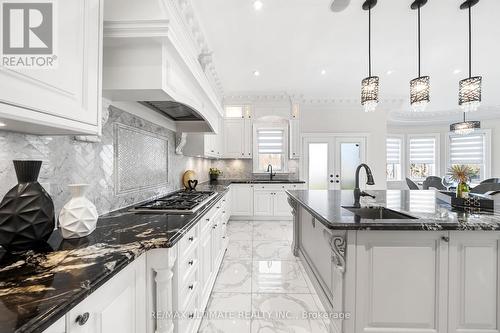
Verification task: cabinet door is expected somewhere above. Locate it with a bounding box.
[299,208,334,300]
[243,118,253,159]
[273,191,292,217]
[0,0,102,135]
[224,119,245,158]
[42,317,65,333]
[200,231,213,303]
[289,119,300,159]
[67,255,146,333]
[449,232,500,333]
[254,190,274,216]
[355,232,448,333]
[230,185,254,216]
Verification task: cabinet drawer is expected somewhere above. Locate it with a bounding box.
[178,247,199,285]
[177,292,199,333]
[179,268,199,311]
[179,225,199,258]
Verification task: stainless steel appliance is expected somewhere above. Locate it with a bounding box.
[131,190,217,214]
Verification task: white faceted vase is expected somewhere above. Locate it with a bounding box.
[59,184,98,239]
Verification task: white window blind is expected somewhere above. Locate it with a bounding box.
[387,137,402,164]
[409,137,436,164]
[257,129,284,154]
[449,134,485,165]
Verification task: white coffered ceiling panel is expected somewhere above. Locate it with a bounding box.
[192,0,500,113]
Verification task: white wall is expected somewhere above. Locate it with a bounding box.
[300,105,388,189]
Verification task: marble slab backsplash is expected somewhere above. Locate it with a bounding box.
[0,106,211,216]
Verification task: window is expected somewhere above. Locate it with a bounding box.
[448,132,488,182]
[408,136,437,180]
[386,137,402,181]
[224,105,251,118]
[254,127,287,172]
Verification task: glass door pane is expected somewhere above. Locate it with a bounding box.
[308,143,328,190]
[339,143,361,190]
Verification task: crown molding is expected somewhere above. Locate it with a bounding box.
[388,105,500,126]
[103,20,170,38]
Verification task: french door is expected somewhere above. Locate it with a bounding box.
[303,136,366,190]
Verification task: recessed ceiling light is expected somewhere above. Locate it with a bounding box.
[386,70,394,75]
[253,70,260,77]
[321,69,327,75]
[253,0,263,11]
[0,121,6,127]
[453,69,462,74]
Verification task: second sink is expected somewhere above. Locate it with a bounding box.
[342,206,418,220]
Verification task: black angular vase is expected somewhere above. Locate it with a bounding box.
[0,160,55,251]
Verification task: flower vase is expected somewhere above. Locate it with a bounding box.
[456,181,470,199]
[59,184,98,239]
[0,160,55,250]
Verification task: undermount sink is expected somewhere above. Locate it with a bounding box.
[342,206,418,220]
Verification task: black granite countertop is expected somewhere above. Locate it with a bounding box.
[206,178,305,185]
[0,184,229,333]
[287,190,500,231]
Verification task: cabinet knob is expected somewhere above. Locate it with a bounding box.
[189,236,194,242]
[75,313,90,326]
[188,260,194,266]
[441,236,450,243]
[188,284,194,290]
[188,313,195,319]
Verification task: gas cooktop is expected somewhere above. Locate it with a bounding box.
[131,190,217,214]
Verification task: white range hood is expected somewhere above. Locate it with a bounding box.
[102,0,223,133]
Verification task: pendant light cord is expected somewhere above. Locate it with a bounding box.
[417,5,421,77]
[368,7,372,77]
[468,5,472,78]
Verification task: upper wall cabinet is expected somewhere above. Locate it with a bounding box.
[223,105,252,159]
[0,0,103,135]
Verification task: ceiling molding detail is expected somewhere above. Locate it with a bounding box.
[388,106,500,126]
[172,0,224,99]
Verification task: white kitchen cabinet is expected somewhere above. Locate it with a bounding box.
[67,255,146,333]
[42,317,66,333]
[289,119,300,159]
[355,231,448,333]
[223,118,253,159]
[0,0,103,135]
[183,133,222,159]
[200,221,213,305]
[448,232,500,333]
[254,190,274,216]
[274,191,293,216]
[231,184,254,216]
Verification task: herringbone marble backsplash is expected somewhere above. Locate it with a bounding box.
[0,107,211,215]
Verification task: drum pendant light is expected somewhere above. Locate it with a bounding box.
[361,0,379,113]
[409,0,430,112]
[458,0,482,112]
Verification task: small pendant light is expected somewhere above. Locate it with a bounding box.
[410,0,430,112]
[450,113,480,135]
[458,0,482,112]
[361,0,379,113]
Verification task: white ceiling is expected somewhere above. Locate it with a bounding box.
[192,0,500,113]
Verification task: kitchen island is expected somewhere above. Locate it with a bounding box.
[287,189,500,333]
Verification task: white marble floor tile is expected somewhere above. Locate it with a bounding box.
[226,240,252,260]
[252,260,310,294]
[227,221,253,240]
[253,240,296,261]
[213,260,252,293]
[253,222,293,241]
[198,293,251,333]
[250,293,328,333]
